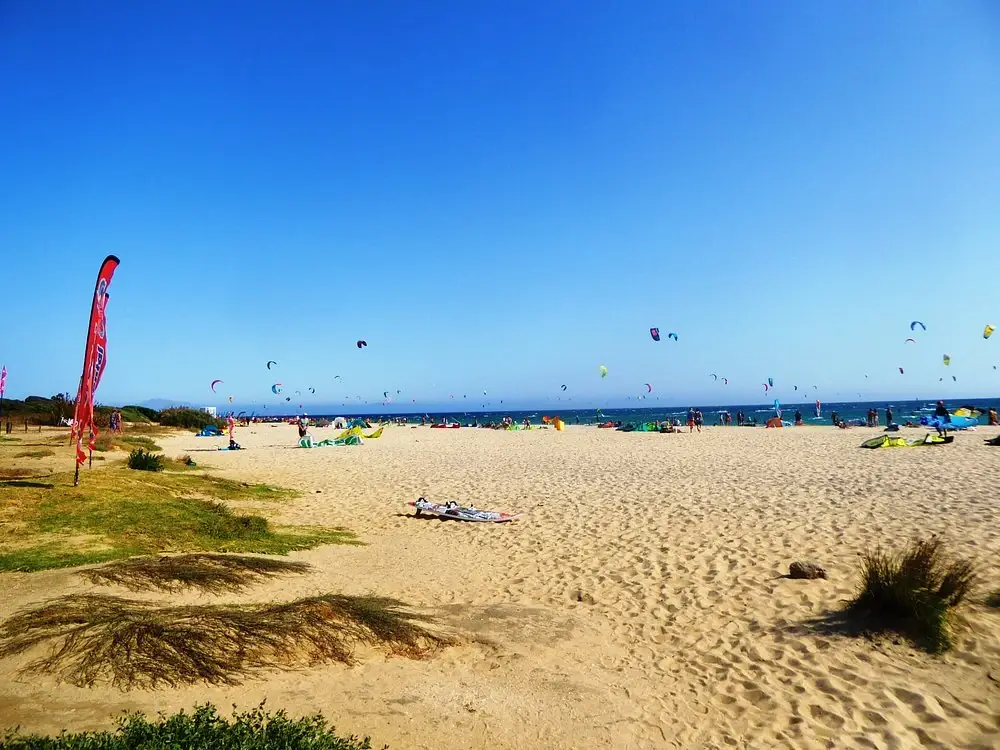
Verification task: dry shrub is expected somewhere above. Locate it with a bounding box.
[847,538,976,652]
[79,554,311,593]
[0,593,455,689]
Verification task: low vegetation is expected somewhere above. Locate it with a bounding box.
[12,449,54,459]
[126,448,164,472]
[0,592,453,689]
[0,702,377,750]
[0,466,354,572]
[80,554,311,593]
[846,538,976,653]
[159,407,225,431]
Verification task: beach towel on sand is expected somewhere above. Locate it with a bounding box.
[408,498,522,523]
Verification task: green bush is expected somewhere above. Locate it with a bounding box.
[122,405,160,421]
[118,409,151,424]
[127,449,164,472]
[847,538,976,652]
[159,408,225,430]
[0,702,375,749]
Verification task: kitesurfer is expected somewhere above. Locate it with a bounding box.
[933,401,950,437]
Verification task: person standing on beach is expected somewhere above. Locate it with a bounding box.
[934,400,950,437]
[297,413,309,439]
[885,406,893,426]
[226,413,236,441]
[694,409,703,432]
[687,408,695,432]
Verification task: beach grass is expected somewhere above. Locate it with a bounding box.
[0,592,453,689]
[0,702,376,750]
[12,449,55,459]
[0,466,356,572]
[80,553,312,593]
[846,538,975,653]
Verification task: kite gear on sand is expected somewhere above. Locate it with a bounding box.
[861,434,954,448]
[409,498,522,523]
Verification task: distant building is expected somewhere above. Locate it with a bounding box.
[201,406,217,417]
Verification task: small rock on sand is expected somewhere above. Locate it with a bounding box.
[789,561,827,579]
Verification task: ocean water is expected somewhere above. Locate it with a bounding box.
[295,399,1000,427]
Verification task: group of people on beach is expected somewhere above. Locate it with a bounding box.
[107,409,124,434]
[865,407,892,428]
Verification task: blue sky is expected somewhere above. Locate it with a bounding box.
[1,1,998,412]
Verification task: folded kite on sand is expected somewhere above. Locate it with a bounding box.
[861,434,954,449]
[408,498,522,523]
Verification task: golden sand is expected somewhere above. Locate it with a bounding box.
[1,423,999,748]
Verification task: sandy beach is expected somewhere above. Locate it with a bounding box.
[1,422,999,749]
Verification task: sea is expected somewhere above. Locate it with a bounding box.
[268,399,1000,427]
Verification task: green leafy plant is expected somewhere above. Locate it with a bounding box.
[0,702,377,749]
[126,448,164,472]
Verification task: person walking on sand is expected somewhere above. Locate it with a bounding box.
[933,400,950,437]
[885,406,893,426]
[226,413,236,441]
[687,408,696,432]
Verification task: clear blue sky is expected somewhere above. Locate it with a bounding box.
[1,1,998,412]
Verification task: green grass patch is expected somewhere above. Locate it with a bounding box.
[12,449,55,459]
[0,467,355,572]
[93,433,162,453]
[0,436,21,443]
[0,702,376,749]
[846,538,976,653]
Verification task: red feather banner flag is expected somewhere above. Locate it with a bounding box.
[70,255,120,484]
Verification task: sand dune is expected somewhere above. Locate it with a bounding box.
[1,423,999,749]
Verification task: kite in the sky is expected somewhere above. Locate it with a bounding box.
[561,384,567,391]
[767,377,774,388]
[943,354,951,366]
[710,373,717,381]
[228,395,233,403]
[722,378,728,385]
[899,367,904,375]
[905,338,916,344]
[211,379,223,392]
[356,340,367,349]
[271,383,282,394]
[334,375,342,380]
[650,327,660,341]
[762,382,769,392]
[599,365,608,378]
[645,383,653,393]
[667,332,678,341]
[984,324,995,339]
[266,360,277,369]
[910,321,926,331]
